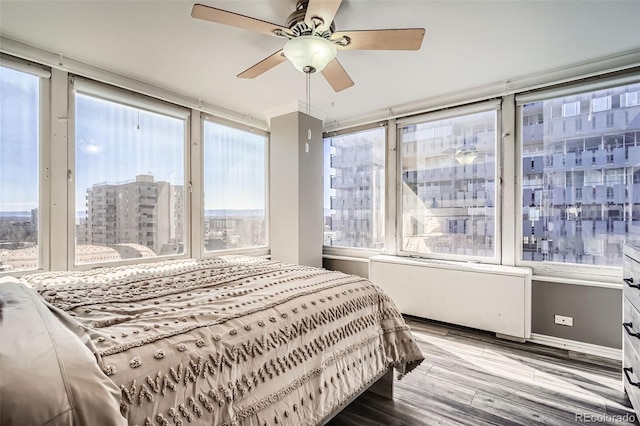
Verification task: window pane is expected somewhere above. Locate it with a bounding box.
[400,110,497,257]
[0,66,39,272]
[203,121,266,251]
[323,127,385,249]
[75,93,186,265]
[521,82,640,266]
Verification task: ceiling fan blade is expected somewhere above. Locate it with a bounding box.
[305,0,342,32]
[192,4,286,37]
[321,58,354,92]
[332,28,425,50]
[237,50,287,79]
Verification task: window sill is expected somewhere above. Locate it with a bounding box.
[322,254,371,263]
[322,246,383,260]
[532,274,622,289]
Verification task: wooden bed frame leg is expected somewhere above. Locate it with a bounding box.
[367,369,394,400]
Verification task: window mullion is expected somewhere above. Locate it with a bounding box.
[39,76,51,271]
[190,109,203,259]
[386,119,397,256]
[50,68,70,271]
[501,95,517,266]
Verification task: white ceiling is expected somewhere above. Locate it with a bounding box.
[1,0,639,126]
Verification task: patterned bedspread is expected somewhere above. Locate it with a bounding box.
[26,257,424,426]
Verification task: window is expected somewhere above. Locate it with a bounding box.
[398,105,498,259]
[323,127,385,250]
[0,64,42,272]
[203,119,267,252]
[592,95,611,112]
[623,92,639,107]
[562,101,580,117]
[73,80,187,265]
[519,81,640,268]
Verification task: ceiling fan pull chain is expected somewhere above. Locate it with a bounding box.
[307,70,311,139]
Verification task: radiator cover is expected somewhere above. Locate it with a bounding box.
[369,255,532,339]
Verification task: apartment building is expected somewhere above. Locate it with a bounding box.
[522,85,640,265]
[325,85,640,265]
[325,129,385,249]
[80,174,184,256]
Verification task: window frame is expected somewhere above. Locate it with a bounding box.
[0,55,51,276]
[199,114,270,258]
[68,76,192,270]
[395,100,503,264]
[322,122,388,259]
[515,74,640,282]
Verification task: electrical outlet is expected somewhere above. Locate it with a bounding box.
[554,314,573,327]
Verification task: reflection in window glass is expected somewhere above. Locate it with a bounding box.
[75,93,186,264]
[203,121,266,251]
[323,127,385,249]
[521,82,640,266]
[0,66,39,272]
[400,110,497,257]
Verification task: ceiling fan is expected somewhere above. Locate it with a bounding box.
[191,0,425,92]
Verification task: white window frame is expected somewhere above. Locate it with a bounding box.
[199,114,270,258]
[322,122,388,259]
[515,74,640,283]
[562,101,580,117]
[395,99,503,264]
[68,76,192,270]
[0,55,51,276]
[592,95,612,112]
[623,91,639,107]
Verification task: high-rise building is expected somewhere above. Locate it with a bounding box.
[326,83,640,266]
[326,131,385,249]
[399,110,497,257]
[84,175,183,255]
[521,85,640,265]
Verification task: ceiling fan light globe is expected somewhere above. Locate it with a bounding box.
[284,36,337,73]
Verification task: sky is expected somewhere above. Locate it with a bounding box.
[0,66,39,212]
[0,65,267,213]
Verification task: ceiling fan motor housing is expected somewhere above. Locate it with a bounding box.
[286,0,335,37]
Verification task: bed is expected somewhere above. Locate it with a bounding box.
[1,256,424,426]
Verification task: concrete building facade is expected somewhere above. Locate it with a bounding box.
[81,174,184,256]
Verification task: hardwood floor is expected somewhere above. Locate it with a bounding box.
[328,316,638,426]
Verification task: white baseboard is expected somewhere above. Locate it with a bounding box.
[529,333,621,361]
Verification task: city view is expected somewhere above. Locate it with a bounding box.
[0,65,266,272]
[0,181,266,272]
[6,64,637,271]
[323,127,386,249]
[323,82,640,267]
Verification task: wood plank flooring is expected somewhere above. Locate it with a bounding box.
[327,316,638,426]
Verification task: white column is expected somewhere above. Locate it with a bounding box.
[269,111,323,267]
[50,68,69,270]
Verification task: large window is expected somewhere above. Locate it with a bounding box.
[203,119,267,252]
[519,82,640,268]
[0,65,41,272]
[398,106,498,259]
[323,127,385,250]
[73,81,187,265]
